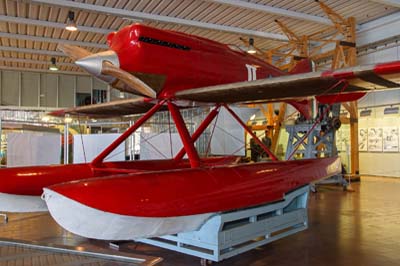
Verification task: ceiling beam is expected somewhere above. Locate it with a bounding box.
[0,15,112,35]
[0,57,76,67]
[357,11,400,47]
[206,0,333,25]
[31,0,288,41]
[369,0,400,8]
[0,32,108,49]
[0,46,65,56]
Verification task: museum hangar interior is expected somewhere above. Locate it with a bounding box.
[0,0,400,265]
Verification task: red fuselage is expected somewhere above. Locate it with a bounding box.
[107,24,284,98]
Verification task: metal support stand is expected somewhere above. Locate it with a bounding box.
[285,123,336,159]
[138,185,309,262]
[285,104,348,189]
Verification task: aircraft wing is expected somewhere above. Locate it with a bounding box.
[49,97,162,117]
[174,61,400,103]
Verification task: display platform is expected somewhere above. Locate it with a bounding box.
[139,185,309,262]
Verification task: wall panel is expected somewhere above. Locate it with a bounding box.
[358,110,400,177]
[76,76,92,93]
[356,44,400,177]
[40,74,58,107]
[58,74,75,108]
[1,71,19,106]
[21,72,40,107]
[93,78,107,91]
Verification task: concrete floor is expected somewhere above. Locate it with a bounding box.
[1,176,400,265]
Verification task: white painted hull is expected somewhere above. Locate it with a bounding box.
[43,188,215,240]
[0,192,47,212]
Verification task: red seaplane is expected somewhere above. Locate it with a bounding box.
[1,24,400,240]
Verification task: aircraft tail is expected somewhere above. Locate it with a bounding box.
[289,58,366,104]
[289,59,314,74]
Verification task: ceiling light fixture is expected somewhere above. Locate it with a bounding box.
[360,109,372,117]
[66,11,78,31]
[247,38,257,54]
[384,106,399,115]
[49,57,58,71]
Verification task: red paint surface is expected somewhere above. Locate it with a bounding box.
[374,61,400,75]
[0,157,237,196]
[288,59,313,74]
[287,100,312,120]
[316,92,366,104]
[0,164,94,195]
[321,69,356,79]
[108,24,284,98]
[48,157,340,217]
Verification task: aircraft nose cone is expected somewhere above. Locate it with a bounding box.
[76,50,120,84]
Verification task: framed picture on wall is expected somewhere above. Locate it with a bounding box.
[367,127,383,152]
[382,127,399,152]
[358,128,368,151]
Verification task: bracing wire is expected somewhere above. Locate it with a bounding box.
[105,126,173,161]
[167,109,173,158]
[77,114,87,163]
[205,110,219,157]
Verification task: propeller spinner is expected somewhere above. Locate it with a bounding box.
[57,44,157,98]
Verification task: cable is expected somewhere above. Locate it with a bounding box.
[77,114,87,163]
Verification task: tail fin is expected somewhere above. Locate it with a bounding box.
[289,59,314,74]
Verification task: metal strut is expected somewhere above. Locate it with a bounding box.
[167,101,201,168]
[91,100,166,167]
[174,104,221,162]
[223,104,278,161]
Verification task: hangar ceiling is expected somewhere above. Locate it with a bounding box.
[0,0,399,74]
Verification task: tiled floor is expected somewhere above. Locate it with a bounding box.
[1,176,400,266]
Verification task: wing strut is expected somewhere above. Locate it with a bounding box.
[223,104,278,161]
[168,101,201,168]
[91,100,166,167]
[174,104,222,162]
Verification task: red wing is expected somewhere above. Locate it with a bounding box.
[49,97,164,117]
[174,61,400,103]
